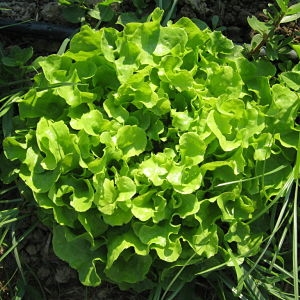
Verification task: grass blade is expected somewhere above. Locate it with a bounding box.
[292,179,298,299]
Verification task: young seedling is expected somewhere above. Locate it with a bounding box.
[246,0,300,60]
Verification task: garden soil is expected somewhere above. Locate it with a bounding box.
[0,1,299,299]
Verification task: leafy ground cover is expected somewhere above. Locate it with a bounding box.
[0,1,299,299]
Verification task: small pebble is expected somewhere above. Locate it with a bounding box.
[25,244,38,256]
[55,265,76,283]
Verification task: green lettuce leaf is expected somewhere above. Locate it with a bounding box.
[1,8,298,290]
